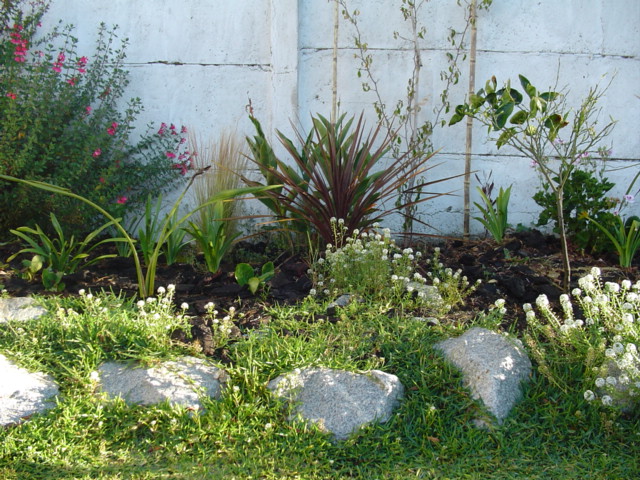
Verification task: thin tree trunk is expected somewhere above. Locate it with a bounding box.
[464,0,478,241]
[556,190,571,292]
[331,0,339,124]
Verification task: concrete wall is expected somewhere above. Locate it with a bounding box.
[42,0,640,235]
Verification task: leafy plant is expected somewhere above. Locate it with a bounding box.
[339,0,492,237]
[450,75,615,290]
[473,184,512,243]
[235,261,275,294]
[533,159,617,253]
[185,201,238,274]
[190,128,249,238]
[136,195,164,267]
[0,4,191,237]
[589,215,640,267]
[524,268,639,412]
[243,113,456,245]
[161,207,191,265]
[8,212,121,284]
[0,172,275,297]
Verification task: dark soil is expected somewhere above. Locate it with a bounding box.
[1,230,636,358]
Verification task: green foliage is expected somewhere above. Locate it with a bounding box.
[244,113,450,245]
[533,165,617,253]
[0,172,274,297]
[450,74,616,291]
[474,184,512,243]
[185,201,239,274]
[8,212,122,290]
[589,215,640,267]
[524,268,639,413]
[234,261,275,294]
[0,3,190,237]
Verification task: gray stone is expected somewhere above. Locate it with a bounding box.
[434,327,531,424]
[326,294,354,316]
[267,367,404,441]
[0,353,60,425]
[0,297,47,323]
[98,356,228,410]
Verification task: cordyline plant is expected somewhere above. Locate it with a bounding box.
[243,112,459,246]
[450,75,615,291]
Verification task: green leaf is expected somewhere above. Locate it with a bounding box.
[496,128,516,148]
[544,113,568,130]
[259,261,275,281]
[449,112,465,126]
[234,263,254,286]
[509,110,529,125]
[247,277,260,295]
[539,91,560,102]
[469,93,485,109]
[493,102,514,129]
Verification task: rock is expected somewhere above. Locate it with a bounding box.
[267,367,404,441]
[434,327,531,424]
[326,294,354,316]
[98,356,227,410]
[0,297,47,323]
[0,353,60,425]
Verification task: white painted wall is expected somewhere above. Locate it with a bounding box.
[42,0,640,235]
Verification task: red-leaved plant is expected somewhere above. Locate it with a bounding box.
[244,112,458,245]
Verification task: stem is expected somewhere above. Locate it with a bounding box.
[331,0,339,124]
[555,189,571,292]
[464,0,477,240]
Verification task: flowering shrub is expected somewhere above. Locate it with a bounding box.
[0,2,191,236]
[524,268,639,412]
[307,219,477,314]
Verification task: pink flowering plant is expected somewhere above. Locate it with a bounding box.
[0,1,190,237]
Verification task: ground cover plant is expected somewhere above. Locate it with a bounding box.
[1,240,639,479]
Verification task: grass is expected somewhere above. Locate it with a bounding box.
[0,291,638,479]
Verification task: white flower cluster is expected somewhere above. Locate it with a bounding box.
[526,268,640,410]
[203,301,237,348]
[307,223,437,309]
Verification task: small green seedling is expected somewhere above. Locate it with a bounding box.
[235,261,275,294]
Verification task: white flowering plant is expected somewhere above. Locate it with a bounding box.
[307,219,476,314]
[524,267,639,412]
[202,301,238,351]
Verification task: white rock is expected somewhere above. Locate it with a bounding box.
[0,297,47,323]
[268,367,404,441]
[434,327,531,424]
[98,356,227,410]
[0,354,59,425]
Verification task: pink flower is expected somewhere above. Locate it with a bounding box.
[6,92,17,100]
[99,177,105,184]
[180,137,187,144]
[92,149,102,158]
[181,126,187,134]
[85,106,92,114]
[116,196,128,204]
[57,52,66,63]
[66,77,77,86]
[158,122,168,136]
[107,122,118,136]
[78,56,88,66]
[52,64,62,73]
[173,163,188,175]
[624,194,635,204]
[166,151,176,159]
